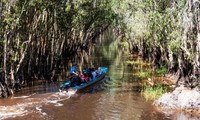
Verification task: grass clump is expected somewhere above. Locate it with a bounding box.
[136,70,151,79]
[155,66,167,76]
[142,84,167,101]
[125,60,151,66]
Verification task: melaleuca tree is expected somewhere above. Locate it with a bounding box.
[0,0,116,97]
[112,0,200,88]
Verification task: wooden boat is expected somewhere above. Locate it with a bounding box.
[59,67,108,94]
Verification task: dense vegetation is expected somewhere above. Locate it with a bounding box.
[113,0,200,88]
[0,0,115,97]
[0,0,200,98]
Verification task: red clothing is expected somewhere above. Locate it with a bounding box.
[79,73,89,82]
[84,76,89,82]
[79,73,84,79]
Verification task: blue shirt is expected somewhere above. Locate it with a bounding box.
[92,71,96,80]
[70,66,76,74]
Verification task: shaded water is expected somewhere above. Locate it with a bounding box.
[0,30,195,120]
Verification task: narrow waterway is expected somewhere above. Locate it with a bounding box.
[0,30,194,120]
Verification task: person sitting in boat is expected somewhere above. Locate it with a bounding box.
[70,64,77,76]
[96,67,102,76]
[79,70,89,83]
[91,67,97,80]
[87,68,92,80]
[79,71,85,82]
[83,70,89,82]
[70,74,82,86]
[69,64,82,86]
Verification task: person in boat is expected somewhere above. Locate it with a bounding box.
[69,64,81,86]
[91,67,97,80]
[96,67,102,76]
[85,68,92,80]
[70,74,82,86]
[79,71,85,82]
[70,64,77,76]
[83,70,89,82]
[91,67,103,80]
[79,70,89,83]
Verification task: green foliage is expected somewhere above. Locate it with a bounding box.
[142,84,168,100]
[168,39,181,53]
[136,70,151,79]
[125,60,151,66]
[0,0,117,84]
[112,0,200,81]
[155,66,167,76]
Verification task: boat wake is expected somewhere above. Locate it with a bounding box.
[58,88,77,96]
[12,93,36,99]
[0,104,28,120]
[67,89,77,95]
[0,91,75,120]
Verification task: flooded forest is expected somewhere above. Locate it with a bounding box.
[0,0,200,120]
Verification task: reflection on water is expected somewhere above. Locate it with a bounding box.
[0,30,198,120]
